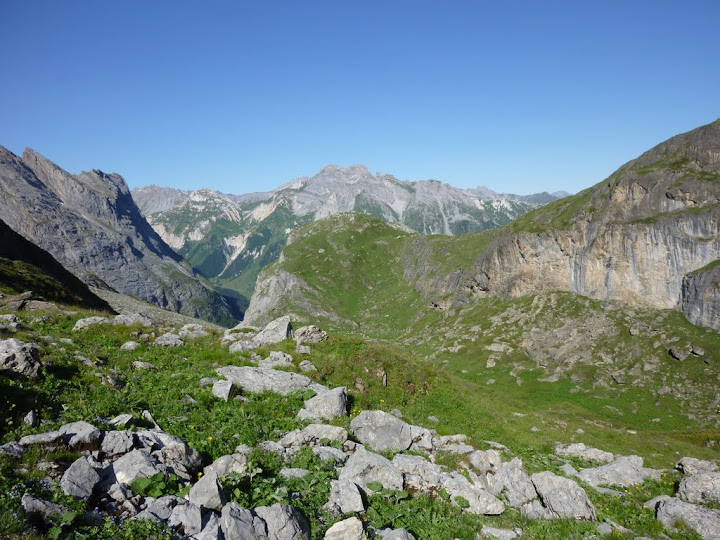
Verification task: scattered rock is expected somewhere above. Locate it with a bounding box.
[178,323,209,339]
[324,479,365,514]
[279,467,311,479]
[229,340,258,353]
[61,456,100,499]
[294,325,328,345]
[112,449,168,486]
[216,366,327,395]
[427,415,439,424]
[577,455,661,487]
[296,345,312,355]
[298,386,348,421]
[339,447,404,491]
[113,312,154,327]
[325,516,365,539]
[676,457,718,476]
[204,452,249,478]
[154,333,184,347]
[350,410,417,452]
[656,497,720,539]
[23,410,37,427]
[21,494,71,518]
[469,449,503,475]
[481,525,522,539]
[259,351,294,369]
[254,503,310,539]
[678,472,720,504]
[221,502,268,538]
[189,470,227,512]
[121,341,141,351]
[59,421,102,449]
[0,441,26,457]
[132,361,157,371]
[168,501,204,535]
[531,471,597,521]
[212,380,237,401]
[298,360,317,372]
[441,471,505,515]
[555,443,614,463]
[101,430,136,457]
[252,316,293,346]
[376,529,416,540]
[73,316,110,330]
[0,338,41,378]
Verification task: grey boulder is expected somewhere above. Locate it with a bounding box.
[0,338,41,378]
[253,316,293,346]
[324,479,365,514]
[339,447,404,491]
[487,458,536,506]
[60,456,100,499]
[112,449,168,486]
[259,351,295,369]
[221,502,268,538]
[113,312,154,327]
[678,472,720,504]
[531,471,597,521]
[254,503,310,539]
[577,455,661,487]
[120,341,141,351]
[212,380,237,401]
[154,333,184,347]
[324,517,365,539]
[298,386,348,421]
[216,366,327,395]
[189,470,227,511]
[294,325,328,345]
[179,323,209,339]
[441,471,505,515]
[656,497,720,539]
[555,443,614,463]
[59,421,101,449]
[376,529,416,540]
[349,410,429,453]
[73,316,110,330]
[677,457,718,476]
[21,494,71,518]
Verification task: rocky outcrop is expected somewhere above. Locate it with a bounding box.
[682,262,720,331]
[0,146,239,325]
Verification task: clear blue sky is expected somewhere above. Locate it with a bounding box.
[1,1,718,195]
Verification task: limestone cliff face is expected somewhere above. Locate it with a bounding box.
[0,146,240,325]
[681,263,720,331]
[459,120,720,325]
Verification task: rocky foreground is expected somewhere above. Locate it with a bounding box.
[2,312,720,539]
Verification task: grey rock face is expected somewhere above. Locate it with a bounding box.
[577,455,661,487]
[294,325,328,344]
[216,366,327,395]
[324,516,365,539]
[154,333,184,347]
[298,386,348,421]
[324,479,365,514]
[0,338,41,378]
[339,447,404,491]
[678,472,720,504]
[189,471,227,511]
[60,456,100,499]
[531,471,597,521]
[682,262,720,332]
[656,497,720,539]
[0,147,239,325]
[254,503,310,539]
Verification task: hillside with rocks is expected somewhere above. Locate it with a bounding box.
[133,166,565,301]
[0,147,241,326]
[2,297,719,539]
[245,120,720,333]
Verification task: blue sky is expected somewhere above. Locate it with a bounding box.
[1,1,718,195]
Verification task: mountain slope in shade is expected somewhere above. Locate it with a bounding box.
[243,119,720,332]
[0,147,241,326]
[0,217,111,311]
[133,166,563,300]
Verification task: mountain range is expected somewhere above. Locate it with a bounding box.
[133,166,568,302]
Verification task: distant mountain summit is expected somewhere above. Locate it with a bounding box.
[133,165,564,299]
[0,147,240,325]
